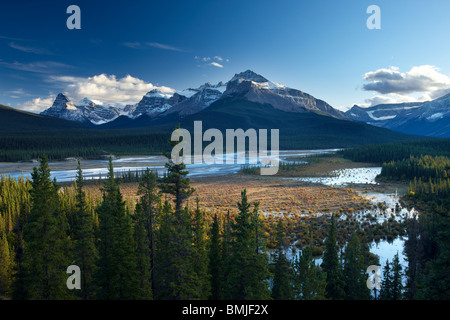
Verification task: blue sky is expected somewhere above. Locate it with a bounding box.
[1,0,450,112]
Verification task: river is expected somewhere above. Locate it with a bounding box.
[0,149,339,182]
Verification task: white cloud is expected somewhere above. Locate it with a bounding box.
[361,65,450,106]
[0,35,26,41]
[9,42,52,55]
[18,95,56,112]
[363,65,450,94]
[362,94,418,107]
[3,88,31,99]
[210,62,223,68]
[146,42,184,52]
[48,74,176,107]
[123,41,183,52]
[195,55,229,68]
[0,60,72,73]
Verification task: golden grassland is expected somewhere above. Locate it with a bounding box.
[192,175,373,215]
[84,174,373,216]
[82,155,379,214]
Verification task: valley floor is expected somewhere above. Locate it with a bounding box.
[82,155,411,257]
[82,154,409,217]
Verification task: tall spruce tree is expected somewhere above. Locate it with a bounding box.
[321,214,345,300]
[11,214,27,300]
[192,198,211,299]
[379,253,403,300]
[72,161,98,300]
[154,199,172,299]
[154,200,200,299]
[157,133,199,299]
[132,202,153,299]
[95,158,139,299]
[343,232,371,300]
[0,232,14,297]
[271,219,293,300]
[136,169,160,297]
[403,217,420,299]
[21,155,72,300]
[208,213,223,300]
[223,189,271,300]
[380,259,393,300]
[292,247,326,300]
[221,210,232,271]
[160,131,195,214]
[391,253,403,300]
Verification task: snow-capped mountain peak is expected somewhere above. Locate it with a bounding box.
[222,70,347,119]
[199,81,227,93]
[230,70,269,83]
[78,97,95,107]
[144,89,174,99]
[42,93,85,122]
[161,81,227,117]
[55,93,70,103]
[41,93,121,124]
[50,93,75,110]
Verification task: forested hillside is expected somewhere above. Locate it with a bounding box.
[340,139,450,163]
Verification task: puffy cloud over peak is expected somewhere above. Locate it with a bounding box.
[361,65,450,106]
[18,73,177,112]
[49,73,176,107]
[363,65,450,95]
[18,95,56,112]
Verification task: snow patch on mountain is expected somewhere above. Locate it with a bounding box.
[230,70,269,83]
[367,111,397,121]
[427,112,444,120]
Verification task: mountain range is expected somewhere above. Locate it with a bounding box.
[40,70,348,126]
[40,70,450,138]
[345,94,450,137]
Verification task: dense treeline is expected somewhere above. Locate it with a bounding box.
[241,161,307,175]
[0,130,170,162]
[380,155,450,181]
[0,119,424,163]
[407,177,450,202]
[0,155,388,300]
[340,139,450,163]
